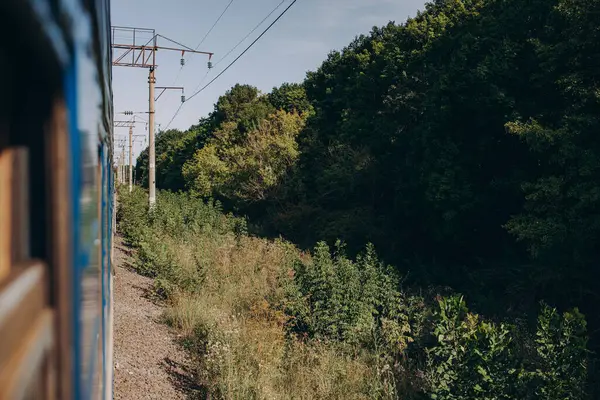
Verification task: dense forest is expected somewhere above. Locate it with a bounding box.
[131,0,599,396]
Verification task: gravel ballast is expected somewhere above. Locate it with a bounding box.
[113,238,192,399]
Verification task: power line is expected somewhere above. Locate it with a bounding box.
[165,0,298,129]
[165,103,184,130]
[173,0,235,85]
[191,69,211,97]
[166,71,208,130]
[192,0,287,93]
[188,0,297,102]
[195,0,235,50]
[189,0,286,95]
[214,0,286,67]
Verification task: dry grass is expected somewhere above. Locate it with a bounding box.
[281,340,377,400]
[162,232,383,399]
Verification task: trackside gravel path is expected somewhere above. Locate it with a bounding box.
[113,237,192,399]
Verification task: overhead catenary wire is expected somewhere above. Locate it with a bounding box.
[195,0,235,50]
[165,103,184,131]
[173,0,235,84]
[162,32,209,85]
[188,0,298,102]
[189,0,287,94]
[164,0,298,130]
[191,68,212,97]
[213,0,286,67]
[193,0,286,93]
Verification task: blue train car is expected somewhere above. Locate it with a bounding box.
[0,0,114,399]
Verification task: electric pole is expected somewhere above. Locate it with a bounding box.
[117,151,122,183]
[120,145,125,185]
[129,124,133,192]
[115,116,145,192]
[115,138,127,184]
[149,85,181,204]
[111,26,213,208]
[149,68,156,205]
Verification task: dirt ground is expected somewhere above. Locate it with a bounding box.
[113,237,194,399]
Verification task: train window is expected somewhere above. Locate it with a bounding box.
[0,12,68,398]
[0,105,56,399]
[0,146,29,273]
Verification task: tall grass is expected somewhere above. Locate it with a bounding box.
[117,187,590,400]
[118,187,384,399]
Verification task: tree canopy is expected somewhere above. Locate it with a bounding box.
[135,1,600,392]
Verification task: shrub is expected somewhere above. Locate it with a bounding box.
[290,241,407,348]
[117,188,590,399]
[116,185,150,245]
[425,296,588,400]
[151,191,246,239]
[522,303,588,400]
[425,295,521,399]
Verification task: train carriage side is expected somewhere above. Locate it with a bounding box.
[0,0,114,399]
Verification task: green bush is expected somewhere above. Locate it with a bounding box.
[117,188,590,399]
[135,233,173,278]
[118,187,246,249]
[117,187,244,291]
[150,191,246,239]
[290,241,407,347]
[116,185,150,246]
[523,304,588,400]
[425,297,588,400]
[287,242,590,399]
[426,295,521,399]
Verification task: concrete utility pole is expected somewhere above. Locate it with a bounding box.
[111,26,213,209]
[120,145,125,184]
[117,155,122,183]
[129,124,133,193]
[150,85,181,204]
[115,116,145,191]
[148,67,156,205]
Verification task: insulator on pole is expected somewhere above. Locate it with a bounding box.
[207,61,213,69]
[181,95,185,103]
[180,58,185,66]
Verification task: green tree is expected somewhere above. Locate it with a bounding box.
[211,83,275,134]
[268,82,313,115]
[503,0,600,307]
[182,110,306,205]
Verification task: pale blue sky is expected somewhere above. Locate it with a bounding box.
[111,0,425,157]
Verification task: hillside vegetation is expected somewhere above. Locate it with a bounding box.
[118,187,588,399]
[129,0,599,397]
